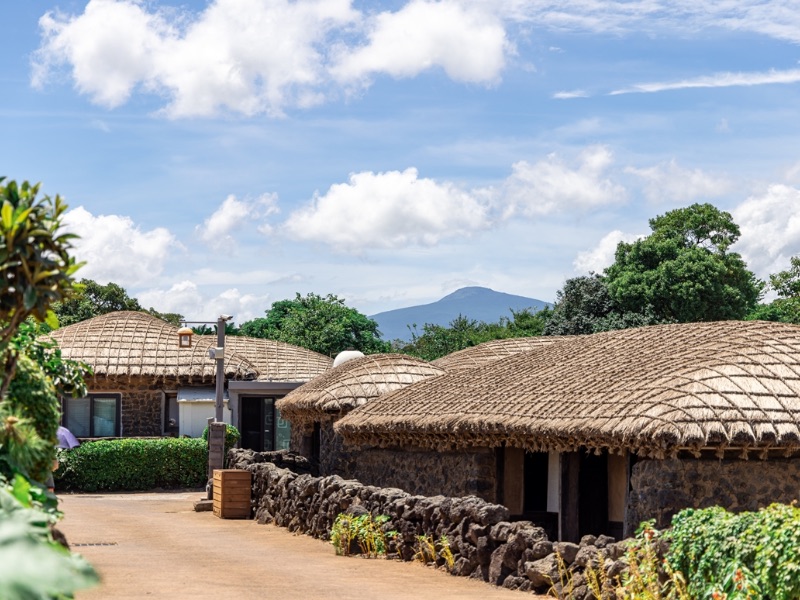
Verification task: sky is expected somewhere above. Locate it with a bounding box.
[2,0,800,327]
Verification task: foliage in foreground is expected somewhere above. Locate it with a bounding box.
[330,512,397,558]
[55,438,207,492]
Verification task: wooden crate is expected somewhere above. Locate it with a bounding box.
[212,469,251,519]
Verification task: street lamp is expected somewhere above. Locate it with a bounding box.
[178,314,233,423]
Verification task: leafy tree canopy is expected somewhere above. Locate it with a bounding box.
[239,293,389,356]
[605,203,762,323]
[397,308,551,361]
[746,256,800,324]
[50,279,183,328]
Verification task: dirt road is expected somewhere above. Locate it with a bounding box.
[58,491,543,600]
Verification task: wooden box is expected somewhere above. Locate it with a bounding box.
[212,469,251,519]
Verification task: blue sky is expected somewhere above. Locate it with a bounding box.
[3,0,800,326]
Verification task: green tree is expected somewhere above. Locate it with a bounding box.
[605,203,762,323]
[746,256,800,324]
[239,293,389,356]
[50,278,183,327]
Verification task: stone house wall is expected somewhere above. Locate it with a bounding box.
[229,449,627,600]
[626,456,800,533]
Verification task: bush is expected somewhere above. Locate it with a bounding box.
[55,438,207,492]
[201,423,240,451]
[668,503,800,600]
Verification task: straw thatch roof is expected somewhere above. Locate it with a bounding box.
[47,311,329,383]
[433,336,575,373]
[336,321,800,458]
[217,336,332,382]
[276,353,445,426]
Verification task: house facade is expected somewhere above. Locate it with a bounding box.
[336,321,800,542]
[47,311,332,449]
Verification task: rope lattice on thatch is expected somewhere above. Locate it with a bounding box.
[276,353,445,426]
[432,335,575,373]
[206,336,332,382]
[335,321,800,458]
[47,311,259,382]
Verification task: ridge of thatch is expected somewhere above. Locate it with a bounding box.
[276,353,445,426]
[335,321,800,458]
[205,336,332,382]
[47,311,258,382]
[432,335,576,373]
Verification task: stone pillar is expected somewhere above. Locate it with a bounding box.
[206,419,226,499]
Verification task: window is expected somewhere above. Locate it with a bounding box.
[63,393,121,437]
[240,396,291,452]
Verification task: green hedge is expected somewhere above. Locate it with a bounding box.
[668,503,800,600]
[55,438,207,492]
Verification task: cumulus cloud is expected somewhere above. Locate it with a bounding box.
[137,280,270,323]
[501,146,626,217]
[196,193,279,249]
[32,0,510,117]
[733,184,800,278]
[283,168,491,252]
[626,159,731,204]
[573,230,643,274]
[63,206,180,287]
[330,0,507,85]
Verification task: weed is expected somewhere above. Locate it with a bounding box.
[330,512,396,559]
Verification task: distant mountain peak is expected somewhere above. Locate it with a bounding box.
[371,286,550,342]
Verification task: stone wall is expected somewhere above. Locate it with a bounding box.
[627,456,800,532]
[230,449,627,599]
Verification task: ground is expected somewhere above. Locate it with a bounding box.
[58,491,546,599]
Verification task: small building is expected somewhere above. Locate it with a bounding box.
[47,311,332,448]
[276,353,445,475]
[336,321,800,541]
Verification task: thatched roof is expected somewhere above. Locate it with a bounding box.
[47,311,329,383]
[433,336,574,373]
[217,336,332,382]
[276,353,445,426]
[336,321,800,458]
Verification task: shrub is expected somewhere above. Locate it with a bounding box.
[202,424,240,454]
[55,438,207,492]
[330,512,396,558]
[668,503,800,600]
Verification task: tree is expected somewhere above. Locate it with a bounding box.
[746,256,800,324]
[239,293,389,356]
[51,279,183,327]
[605,203,762,323]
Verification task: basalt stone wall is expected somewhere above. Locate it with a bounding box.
[627,457,800,533]
[229,449,628,599]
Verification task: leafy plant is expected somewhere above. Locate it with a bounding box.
[330,512,396,558]
[413,534,454,570]
[55,438,207,492]
[202,423,241,456]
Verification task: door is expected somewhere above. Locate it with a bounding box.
[240,396,290,451]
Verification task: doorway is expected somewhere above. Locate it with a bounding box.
[240,396,290,451]
[578,452,608,538]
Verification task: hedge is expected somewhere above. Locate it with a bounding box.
[55,438,207,492]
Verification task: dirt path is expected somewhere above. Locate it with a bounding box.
[58,491,546,600]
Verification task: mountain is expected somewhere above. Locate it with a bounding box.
[370,286,550,342]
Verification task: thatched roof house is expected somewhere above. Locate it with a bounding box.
[276,353,445,475]
[432,335,573,373]
[338,321,800,458]
[47,311,332,446]
[335,321,800,540]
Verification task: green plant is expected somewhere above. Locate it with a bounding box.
[55,438,207,492]
[412,534,454,570]
[668,503,800,600]
[202,424,241,455]
[331,512,396,558]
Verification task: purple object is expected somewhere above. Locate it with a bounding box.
[56,426,80,449]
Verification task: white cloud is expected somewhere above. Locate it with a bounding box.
[501,146,626,217]
[553,90,588,99]
[610,68,800,96]
[330,0,508,85]
[573,230,642,274]
[137,280,270,323]
[626,159,731,204]
[32,0,510,117]
[283,168,491,252]
[785,160,800,184]
[733,184,800,278]
[196,193,279,249]
[63,206,180,287]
